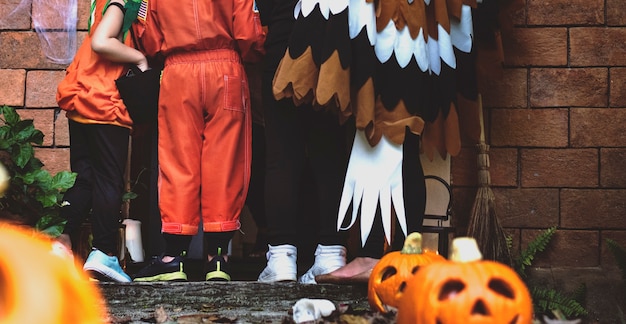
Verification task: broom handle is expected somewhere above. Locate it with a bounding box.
[478,93,485,143]
[476,94,490,187]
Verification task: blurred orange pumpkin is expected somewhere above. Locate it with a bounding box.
[396,237,533,324]
[0,223,107,323]
[368,232,445,313]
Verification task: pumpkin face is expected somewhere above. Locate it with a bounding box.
[396,259,533,324]
[368,233,445,313]
[0,223,106,324]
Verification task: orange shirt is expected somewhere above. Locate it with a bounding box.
[56,0,133,128]
[136,0,265,63]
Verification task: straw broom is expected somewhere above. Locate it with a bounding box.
[466,94,512,266]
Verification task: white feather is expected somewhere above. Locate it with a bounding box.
[348,0,376,45]
[394,26,415,68]
[413,29,430,72]
[450,4,474,53]
[438,24,456,69]
[338,130,404,247]
[375,20,396,63]
[300,0,317,17]
[428,35,440,75]
[294,1,302,19]
[329,0,349,15]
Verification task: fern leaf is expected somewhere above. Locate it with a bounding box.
[531,286,588,318]
[515,226,556,278]
[606,238,626,281]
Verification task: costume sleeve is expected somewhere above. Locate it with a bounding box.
[134,0,163,57]
[233,0,266,63]
[255,0,273,26]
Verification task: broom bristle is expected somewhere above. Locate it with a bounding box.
[466,94,512,266]
[468,186,512,266]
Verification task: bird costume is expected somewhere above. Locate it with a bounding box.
[272,0,480,247]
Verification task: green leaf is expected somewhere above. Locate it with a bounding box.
[50,171,77,190]
[13,120,42,145]
[13,143,34,168]
[37,190,58,208]
[0,125,11,147]
[2,106,20,125]
[123,191,138,201]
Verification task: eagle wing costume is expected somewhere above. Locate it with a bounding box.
[272,0,480,246]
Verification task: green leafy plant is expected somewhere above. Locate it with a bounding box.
[606,238,626,282]
[605,238,626,323]
[0,105,76,236]
[531,284,587,319]
[514,226,556,280]
[510,226,588,319]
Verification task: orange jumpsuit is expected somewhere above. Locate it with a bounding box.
[136,0,265,235]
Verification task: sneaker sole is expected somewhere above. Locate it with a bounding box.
[133,272,188,282]
[83,264,131,283]
[206,270,231,281]
[258,273,297,283]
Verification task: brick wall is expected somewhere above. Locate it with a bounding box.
[0,0,89,173]
[452,0,626,271]
[1,0,625,271]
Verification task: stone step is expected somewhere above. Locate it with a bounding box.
[100,281,371,323]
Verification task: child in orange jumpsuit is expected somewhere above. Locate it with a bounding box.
[56,0,148,282]
[132,0,265,281]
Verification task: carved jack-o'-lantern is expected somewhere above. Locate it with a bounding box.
[0,223,106,324]
[368,232,445,313]
[396,237,533,324]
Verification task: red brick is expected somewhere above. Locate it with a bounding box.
[502,28,567,67]
[451,187,476,231]
[499,0,526,26]
[528,0,604,26]
[0,0,31,30]
[601,148,626,188]
[521,148,598,188]
[480,69,527,108]
[600,231,626,269]
[33,31,80,65]
[561,189,626,228]
[32,0,77,30]
[451,147,476,187]
[489,148,518,187]
[607,0,626,26]
[16,108,55,146]
[77,0,91,30]
[522,229,599,267]
[0,69,26,106]
[34,147,70,175]
[571,28,626,66]
[26,70,66,108]
[493,188,559,228]
[490,108,568,147]
[530,68,608,107]
[55,112,70,146]
[0,32,66,69]
[571,108,626,147]
[452,147,518,187]
[610,68,626,107]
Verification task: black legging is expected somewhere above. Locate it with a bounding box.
[61,121,129,256]
[262,77,348,247]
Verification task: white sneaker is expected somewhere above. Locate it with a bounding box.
[258,244,297,282]
[299,244,346,284]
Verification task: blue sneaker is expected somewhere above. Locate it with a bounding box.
[83,248,131,282]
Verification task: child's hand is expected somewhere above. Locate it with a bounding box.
[137,57,149,72]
